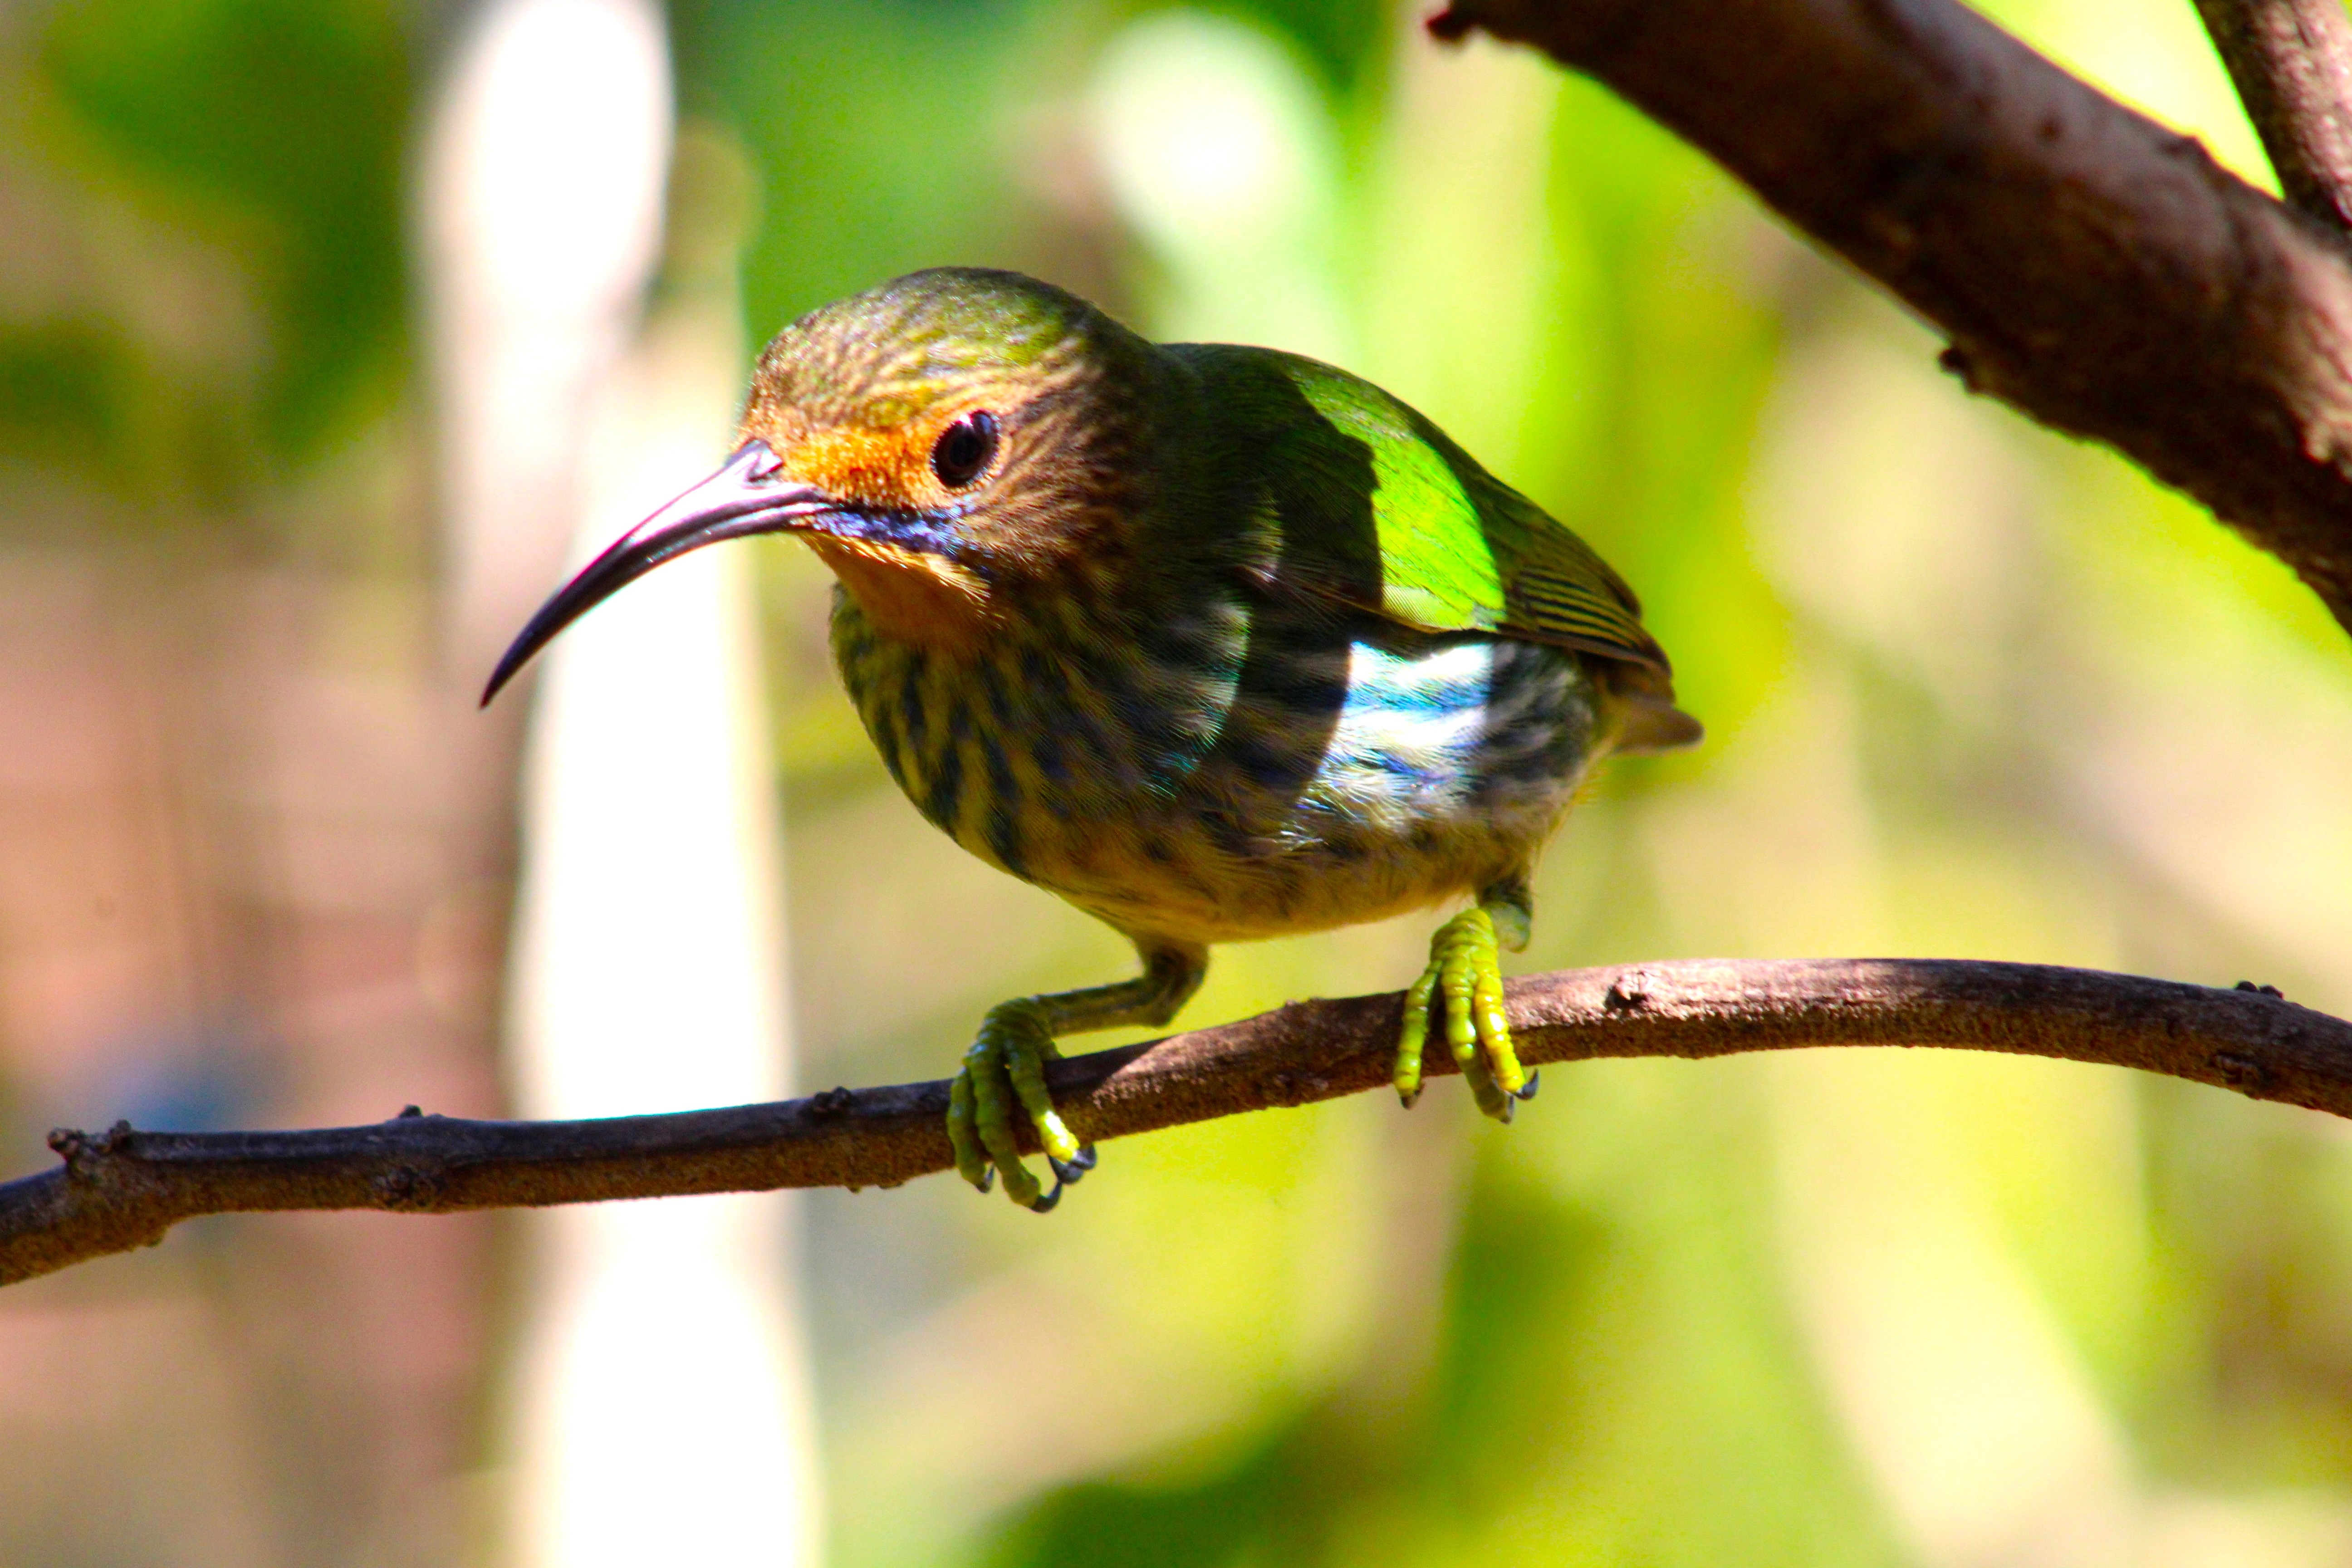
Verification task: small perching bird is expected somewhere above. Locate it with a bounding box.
[486,268,1699,1210]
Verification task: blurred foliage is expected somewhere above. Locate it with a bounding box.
[670,0,1045,343]
[0,0,413,516]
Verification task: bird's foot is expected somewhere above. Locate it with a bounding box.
[947,998,1096,1210]
[1395,906,1534,1121]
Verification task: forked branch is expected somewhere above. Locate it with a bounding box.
[3,958,2345,1287]
[2192,0,2352,230]
[1431,0,2352,636]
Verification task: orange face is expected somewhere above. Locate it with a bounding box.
[736,395,1013,651]
[741,393,1004,516]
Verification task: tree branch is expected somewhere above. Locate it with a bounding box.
[2193,0,2352,230]
[1428,0,2352,638]
[2,959,2344,1287]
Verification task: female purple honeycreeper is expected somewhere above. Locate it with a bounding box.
[485,268,1699,1210]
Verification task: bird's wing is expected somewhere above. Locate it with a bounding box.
[1202,346,1669,675]
[1178,344,1700,753]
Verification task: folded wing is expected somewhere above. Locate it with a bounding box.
[1192,345,1701,754]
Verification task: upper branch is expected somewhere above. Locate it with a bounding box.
[2193,0,2352,230]
[1431,0,2352,637]
[2,958,2343,1287]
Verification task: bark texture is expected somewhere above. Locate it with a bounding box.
[2193,0,2352,229]
[4,959,2343,1286]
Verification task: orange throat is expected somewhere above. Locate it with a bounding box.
[806,535,995,651]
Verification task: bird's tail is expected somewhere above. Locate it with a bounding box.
[1614,696,1704,754]
[1596,662,1704,755]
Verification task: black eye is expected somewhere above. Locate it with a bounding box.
[930,410,999,488]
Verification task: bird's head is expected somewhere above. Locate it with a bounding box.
[483,268,1167,704]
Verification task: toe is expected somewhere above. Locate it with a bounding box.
[1395,967,1439,1107]
[1444,949,1511,1122]
[1000,1022,1083,1166]
[947,1070,991,1192]
[1442,959,1480,1069]
[1460,1041,1512,1121]
[967,1039,1045,1208]
[1472,965,1529,1100]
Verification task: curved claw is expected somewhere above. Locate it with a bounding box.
[1048,1145,1098,1186]
[1512,1069,1540,1102]
[1030,1179,1064,1214]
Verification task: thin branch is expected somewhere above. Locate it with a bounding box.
[2,959,2344,1287]
[1428,0,2352,639]
[2193,0,2352,230]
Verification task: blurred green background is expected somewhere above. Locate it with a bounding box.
[8,0,2352,1564]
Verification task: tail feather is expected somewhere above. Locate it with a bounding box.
[1596,657,1703,754]
[1614,695,1704,754]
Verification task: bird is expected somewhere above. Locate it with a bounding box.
[485,267,1699,1211]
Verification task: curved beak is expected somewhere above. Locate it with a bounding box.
[481,440,832,706]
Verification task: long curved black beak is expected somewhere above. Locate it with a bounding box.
[481,440,831,706]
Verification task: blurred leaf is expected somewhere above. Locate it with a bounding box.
[34,0,412,475]
[671,0,1027,340]
[984,1417,1327,1568]
[0,317,132,470]
[1220,0,1389,97]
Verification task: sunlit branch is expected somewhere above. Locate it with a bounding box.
[2191,0,2352,230]
[2,958,2343,1287]
[1430,0,2352,637]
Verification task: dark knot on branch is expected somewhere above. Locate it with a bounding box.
[47,1120,137,1179]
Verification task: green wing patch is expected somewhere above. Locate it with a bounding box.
[1262,350,1670,675]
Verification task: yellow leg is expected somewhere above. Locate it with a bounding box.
[948,939,1205,1210]
[1395,873,1537,1121]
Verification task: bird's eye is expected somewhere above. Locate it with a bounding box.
[930,411,999,489]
